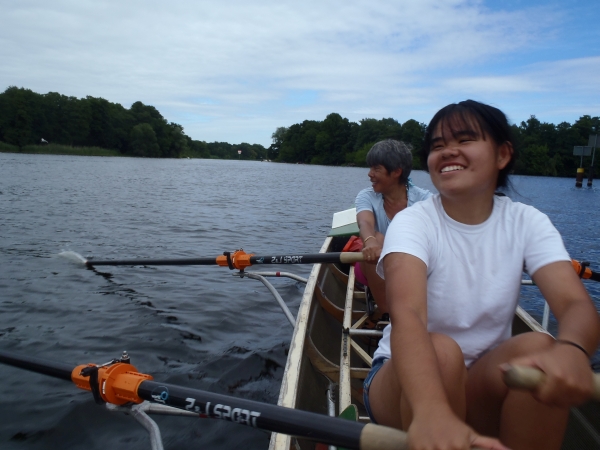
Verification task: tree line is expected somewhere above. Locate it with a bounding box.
[1,86,598,177]
[0,87,268,160]
[270,112,600,177]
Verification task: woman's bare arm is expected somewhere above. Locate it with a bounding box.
[385,252,450,416]
[357,210,383,261]
[383,253,503,448]
[521,261,600,406]
[534,261,600,355]
[357,210,377,242]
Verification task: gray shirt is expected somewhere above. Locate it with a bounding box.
[355,182,432,235]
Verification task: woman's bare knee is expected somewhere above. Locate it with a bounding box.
[430,333,466,374]
[367,360,404,429]
[430,333,468,417]
[468,333,555,393]
[509,331,554,357]
[369,336,467,428]
[466,331,559,436]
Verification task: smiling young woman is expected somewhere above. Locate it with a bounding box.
[426,115,513,224]
[363,100,600,450]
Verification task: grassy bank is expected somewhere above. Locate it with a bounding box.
[0,142,122,157]
[0,141,19,152]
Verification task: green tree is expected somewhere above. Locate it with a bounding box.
[207,142,234,159]
[314,113,354,165]
[163,123,188,158]
[129,123,160,157]
[4,109,32,147]
[518,144,550,175]
[401,119,426,169]
[345,141,374,166]
[354,119,383,151]
[269,126,287,160]
[278,121,320,163]
[1,87,36,146]
[187,139,210,158]
[87,96,118,149]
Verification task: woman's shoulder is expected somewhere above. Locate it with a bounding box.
[356,187,382,212]
[356,187,381,202]
[396,194,439,223]
[494,195,547,219]
[494,196,556,234]
[408,183,433,204]
[357,186,374,196]
[386,197,441,247]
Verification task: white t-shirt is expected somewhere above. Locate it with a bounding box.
[373,194,570,366]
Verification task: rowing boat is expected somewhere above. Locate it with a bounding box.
[269,230,600,449]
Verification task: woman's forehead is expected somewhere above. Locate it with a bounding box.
[433,112,483,139]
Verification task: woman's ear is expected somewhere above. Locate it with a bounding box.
[497,142,513,170]
[391,168,403,180]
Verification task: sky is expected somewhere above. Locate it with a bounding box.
[1,0,599,147]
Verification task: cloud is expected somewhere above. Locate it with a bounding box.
[434,56,600,125]
[0,0,597,146]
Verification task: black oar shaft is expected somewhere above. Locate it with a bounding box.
[86,252,363,268]
[0,350,73,381]
[137,380,366,449]
[250,252,361,265]
[0,351,403,450]
[86,257,218,267]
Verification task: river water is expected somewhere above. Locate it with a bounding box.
[0,153,598,449]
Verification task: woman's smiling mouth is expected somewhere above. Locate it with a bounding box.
[441,165,465,173]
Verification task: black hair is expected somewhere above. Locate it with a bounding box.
[366,139,412,185]
[421,100,517,188]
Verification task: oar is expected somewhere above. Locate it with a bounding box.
[0,350,400,450]
[502,365,600,401]
[85,250,364,271]
[572,259,600,282]
[86,253,600,282]
[2,349,539,449]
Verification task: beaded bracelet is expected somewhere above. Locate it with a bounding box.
[362,235,376,244]
[555,339,590,358]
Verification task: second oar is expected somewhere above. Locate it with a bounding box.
[85,250,364,270]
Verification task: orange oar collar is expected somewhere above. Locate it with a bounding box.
[572,259,594,280]
[72,362,153,405]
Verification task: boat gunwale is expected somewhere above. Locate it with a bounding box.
[269,237,332,450]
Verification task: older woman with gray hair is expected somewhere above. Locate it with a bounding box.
[355,139,431,315]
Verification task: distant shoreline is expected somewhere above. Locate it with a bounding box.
[0,143,215,159]
[0,143,123,157]
[0,145,264,160]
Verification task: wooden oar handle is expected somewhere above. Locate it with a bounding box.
[339,252,365,264]
[502,365,600,401]
[360,423,486,450]
[360,423,407,450]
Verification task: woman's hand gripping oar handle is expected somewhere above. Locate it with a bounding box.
[502,365,600,401]
[339,252,365,264]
